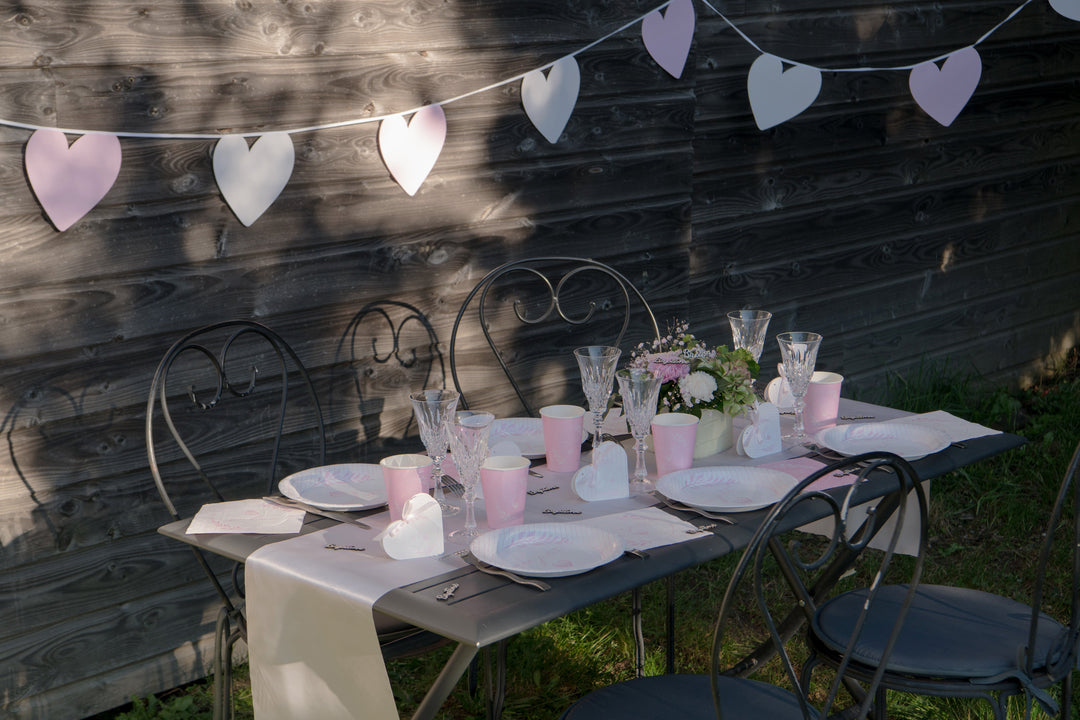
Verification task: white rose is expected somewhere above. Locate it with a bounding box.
[678,371,717,405]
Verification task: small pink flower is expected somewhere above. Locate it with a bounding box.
[645,351,690,383]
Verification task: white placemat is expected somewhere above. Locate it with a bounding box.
[886,409,1001,442]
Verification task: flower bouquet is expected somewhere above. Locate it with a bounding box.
[629,321,758,457]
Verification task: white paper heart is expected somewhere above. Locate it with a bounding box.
[738,402,782,458]
[213,133,294,227]
[908,47,982,127]
[572,441,629,502]
[522,56,580,145]
[25,129,122,232]
[1050,0,1080,20]
[747,54,822,131]
[378,105,447,196]
[376,493,444,559]
[641,0,696,79]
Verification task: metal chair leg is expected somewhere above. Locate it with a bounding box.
[632,587,645,677]
[666,575,676,674]
[213,607,230,720]
[484,639,508,720]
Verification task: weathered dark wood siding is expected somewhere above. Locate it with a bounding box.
[1,0,1077,717]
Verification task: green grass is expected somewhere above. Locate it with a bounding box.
[102,353,1080,720]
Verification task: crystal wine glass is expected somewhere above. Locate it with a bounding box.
[409,389,461,516]
[776,331,823,443]
[574,346,621,448]
[727,310,772,364]
[616,368,663,495]
[446,410,495,539]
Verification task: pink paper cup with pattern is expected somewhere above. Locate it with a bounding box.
[540,404,586,472]
[651,412,699,478]
[380,453,432,521]
[804,372,844,435]
[480,455,530,529]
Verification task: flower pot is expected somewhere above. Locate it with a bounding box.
[693,408,734,458]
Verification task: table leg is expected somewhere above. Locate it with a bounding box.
[410,642,479,720]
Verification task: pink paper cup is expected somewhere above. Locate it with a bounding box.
[804,371,844,435]
[480,455,530,529]
[540,404,586,472]
[379,453,432,522]
[651,412,699,478]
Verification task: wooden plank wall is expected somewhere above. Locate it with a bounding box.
[0,0,1076,717]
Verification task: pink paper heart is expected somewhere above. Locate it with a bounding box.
[1049,0,1080,21]
[378,105,446,196]
[26,129,122,232]
[642,0,696,79]
[747,54,822,130]
[521,57,580,144]
[909,47,982,127]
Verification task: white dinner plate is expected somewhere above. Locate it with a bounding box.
[470,523,625,578]
[278,464,387,511]
[656,466,799,513]
[489,418,589,459]
[815,422,951,461]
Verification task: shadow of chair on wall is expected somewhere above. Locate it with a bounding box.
[327,300,447,464]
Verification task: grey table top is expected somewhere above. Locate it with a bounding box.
[160,399,1025,650]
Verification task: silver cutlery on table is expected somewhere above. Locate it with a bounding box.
[652,493,735,524]
[460,551,551,591]
[262,496,372,529]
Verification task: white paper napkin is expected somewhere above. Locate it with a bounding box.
[186,499,305,535]
[886,410,1002,443]
[579,507,704,551]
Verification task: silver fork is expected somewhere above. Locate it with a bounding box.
[442,474,465,497]
[653,493,735,524]
[460,552,551,591]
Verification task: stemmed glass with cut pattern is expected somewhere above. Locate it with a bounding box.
[574,346,622,448]
[446,410,495,538]
[410,389,460,516]
[728,310,772,368]
[776,332,822,443]
[616,368,663,496]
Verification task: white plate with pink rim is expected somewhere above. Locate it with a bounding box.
[489,417,589,458]
[656,466,800,513]
[469,523,625,577]
[278,464,387,511]
[815,422,951,461]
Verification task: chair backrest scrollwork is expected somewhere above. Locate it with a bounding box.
[146,320,325,521]
[449,256,660,416]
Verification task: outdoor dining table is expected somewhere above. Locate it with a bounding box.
[158,398,1024,720]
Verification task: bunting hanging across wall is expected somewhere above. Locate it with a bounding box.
[0,0,1071,231]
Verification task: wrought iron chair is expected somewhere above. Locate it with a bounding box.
[808,439,1080,720]
[449,256,660,415]
[329,299,446,462]
[560,452,928,720]
[146,320,325,720]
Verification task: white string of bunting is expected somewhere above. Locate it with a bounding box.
[2,0,1075,231]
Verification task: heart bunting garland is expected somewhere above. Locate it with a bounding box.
[641,0,696,79]
[378,105,447,196]
[909,47,983,127]
[522,57,581,144]
[213,133,295,227]
[26,129,122,232]
[7,1,1068,231]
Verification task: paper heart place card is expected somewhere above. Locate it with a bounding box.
[572,441,629,502]
[376,493,444,559]
[737,402,782,458]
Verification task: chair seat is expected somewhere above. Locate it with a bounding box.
[813,584,1065,678]
[560,674,815,720]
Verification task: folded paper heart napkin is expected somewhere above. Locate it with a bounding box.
[572,441,629,501]
[375,493,444,559]
[737,402,783,458]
